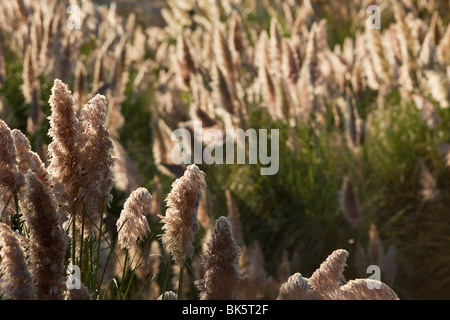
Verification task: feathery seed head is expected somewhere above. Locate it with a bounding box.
[0,120,24,224]
[0,119,23,193]
[11,129,50,189]
[337,278,399,300]
[76,94,115,237]
[195,216,242,300]
[21,171,67,300]
[308,249,348,296]
[0,222,34,300]
[47,79,81,223]
[157,291,178,300]
[117,187,152,249]
[277,273,312,300]
[277,249,399,300]
[160,164,206,265]
[339,176,363,228]
[418,158,440,202]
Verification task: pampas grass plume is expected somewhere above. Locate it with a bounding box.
[116,187,152,249]
[21,171,67,300]
[339,176,363,228]
[160,164,206,265]
[195,216,242,300]
[0,222,34,300]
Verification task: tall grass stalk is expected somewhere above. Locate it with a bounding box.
[177,264,184,300]
[161,256,172,300]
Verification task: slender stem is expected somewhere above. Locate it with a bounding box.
[83,237,91,288]
[122,271,136,300]
[117,249,129,299]
[122,249,129,286]
[79,204,86,269]
[161,255,172,300]
[93,217,104,300]
[177,263,184,300]
[13,193,20,232]
[102,278,118,300]
[97,242,115,299]
[184,259,197,281]
[138,274,156,300]
[1,194,13,218]
[95,218,103,269]
[72,215,76,266]
[96,219,119,294]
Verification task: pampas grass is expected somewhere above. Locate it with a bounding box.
[195,216,242,300]
[116,187,152,249]
[277,249,399,300]
[338,176,363,228]
[160,164,206,266]
[0,119,23,225]
[20,171,67,300]
[0,222,34,300]
[47,79,81,227]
